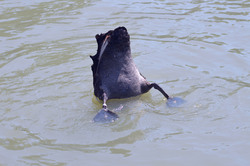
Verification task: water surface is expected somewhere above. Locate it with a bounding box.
[0,0,250,165]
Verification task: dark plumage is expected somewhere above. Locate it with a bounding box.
[90,27,174,123]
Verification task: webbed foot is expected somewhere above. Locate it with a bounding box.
[167,97,185,108]
[93,105,119,123]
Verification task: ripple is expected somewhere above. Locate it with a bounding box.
[1,0,250,165]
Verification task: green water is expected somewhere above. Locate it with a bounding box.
[0,0,250,165]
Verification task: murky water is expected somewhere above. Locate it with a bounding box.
[1,0,250,165]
